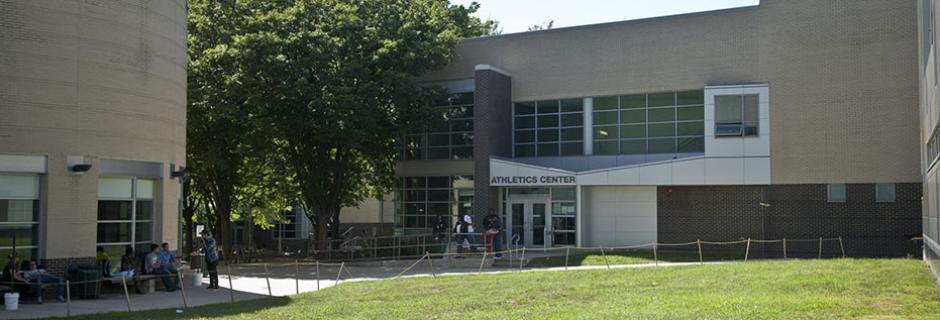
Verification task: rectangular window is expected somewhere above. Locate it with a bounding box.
[591,90,705,156]
[96,178,156,270]
[827,184,846,203]
[514,99,583,157]
[714,94,759,137]
[395,176,473,234]
[401,91,474,160]
[875,183,896,203]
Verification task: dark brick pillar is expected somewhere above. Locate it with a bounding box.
[473,65,512,222]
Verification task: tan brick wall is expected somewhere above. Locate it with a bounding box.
[0,0,186,259]
[422,0,920,184]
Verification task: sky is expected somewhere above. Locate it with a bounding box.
[452,0,760,34]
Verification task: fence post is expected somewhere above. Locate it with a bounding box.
[120,274,132,312]
[653,243,658,266]
[295,260,300,295]
[426,251,436,278]
[478,250,488,274]
[178,272,188,308]
[838,236,846,258]
[226,263,235,304]
[744,238,752,262]
[64,280,72,317]
[783,238,787,259]
[316,260,320,291]
[336,262,345,285]
[565,247,570,270]
[600,246,611,270]
[818,237,823,259]
[697,239,703,265]
[264,263,273,297]
[519,247,526,272]
[373,238,377,259]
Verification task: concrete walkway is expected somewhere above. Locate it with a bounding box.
[0,259,720,319]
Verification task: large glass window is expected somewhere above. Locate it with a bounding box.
[402,92,474,160]
[514,99,584,157]
[592,90,705,155]
[827,184,846,203]
[272,209,299,239]
[0,174,40,261]
[97,178,156,269]
[715,94,759,137]
[550,187,577,246]
[395,176,474,234]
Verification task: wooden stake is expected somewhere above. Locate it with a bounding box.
[65,280,71,317]
[818,237,823,259]
[838,237,846,258]
[565,247,570,270]
[264,263,272,297]
[295,260,300,294]
[121,274,132,312]
[744,238,752,262]
[336,262,345,285]
[600,247,610,270]
[226,263,235,303]
[783,238,787,259]
[426,251,436,278]
[697,239,703,264]
[653,243,659,266]
[178,272,188,308]
[316,261,320,290]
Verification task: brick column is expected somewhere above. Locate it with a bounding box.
[472,65,513,222]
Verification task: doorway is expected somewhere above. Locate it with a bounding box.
[506,197,551,248]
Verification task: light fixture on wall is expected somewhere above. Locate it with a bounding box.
[66,155,92,175]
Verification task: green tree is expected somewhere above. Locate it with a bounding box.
[206,0,493,251]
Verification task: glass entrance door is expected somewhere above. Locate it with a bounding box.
[507,198,551,248]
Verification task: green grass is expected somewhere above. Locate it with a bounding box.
[65,259,940,319]
[523,249,740,267]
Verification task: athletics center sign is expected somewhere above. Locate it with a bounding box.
[489,175,577,186]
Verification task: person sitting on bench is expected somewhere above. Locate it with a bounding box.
[144,244,178,292]
[120,246,143,294]
[21,260,65,303]
[2,254,31,300]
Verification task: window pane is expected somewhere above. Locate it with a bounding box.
[648,123,676,137]
[428,190,450,201]
[716,123,743,136]
[593,141,619,155]
[428,133,450,147]
[560,99,583,112]
[537,129,559,142]
[594,126,619,139]
[715,96,742,122]
[428,148,449,159]
[515,145,536,157]
[677,106,704,120]
[828,184,846,203]
[537,115,559,128]
[620,124,646,138]
[620,140,646,155]
[593,111,618,125]
[98,178,133,199]
[744,94,759,110]
[452,132,473,145]
[677,122,704,136]
[452,147,473,159]
[876,183,896,203]
[447,106,473,119]
[136,200,153,220]
[560,128,583,141]
[0,200,38,223]
[405,203,426,215]
[451,119,473,131]
[404,177,426,189]
[0,225,38,247]
[677,90,704,105]
[620,110,645,124]
[561,113,583,127]
[648,92,675,107]
[98,200,132,220]
[560,142,583,156]
[552,188,576,201]
[0,174,39,198]
[404,190,426,202]
[451,92,474,105]
[648,138,677,154]
[620,94,646,109]
[515,130,535,143]
[744,123,759,136]
[428,177,450,188]
[677,137,705,153]
[427,203,450,216]
[648,108,675,122]
[744,103,759,122]
[136,180,154,200]
[593,96,619,110]
[537,143,560,157]
[97,223,132,243]
[135,222,153,243]
[537,100,559,114]
[515,102,535,115]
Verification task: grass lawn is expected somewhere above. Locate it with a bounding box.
[65,259,940,319]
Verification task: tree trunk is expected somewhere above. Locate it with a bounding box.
[215,199,233,262]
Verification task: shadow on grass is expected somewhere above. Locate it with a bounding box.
[49,296,292,320]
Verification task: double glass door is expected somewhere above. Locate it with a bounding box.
[507,198,551,248]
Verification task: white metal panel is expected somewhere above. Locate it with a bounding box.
[582,186,657,247]
[0,155,46,173]
[0,174,40,198]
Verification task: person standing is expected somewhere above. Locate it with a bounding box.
[432,216,448,254]
[483,208,504,258]
[200,230,220,289]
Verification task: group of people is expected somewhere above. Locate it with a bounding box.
[95,242,181,293]
[1,255,66,303]
[432,208,504,258]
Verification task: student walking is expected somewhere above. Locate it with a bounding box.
[483,208,504,258]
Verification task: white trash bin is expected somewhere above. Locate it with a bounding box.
[4,292,19,311]
[191,272,203,287]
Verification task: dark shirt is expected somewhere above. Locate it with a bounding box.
[484,214,502,231]
[121,254,139,272]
